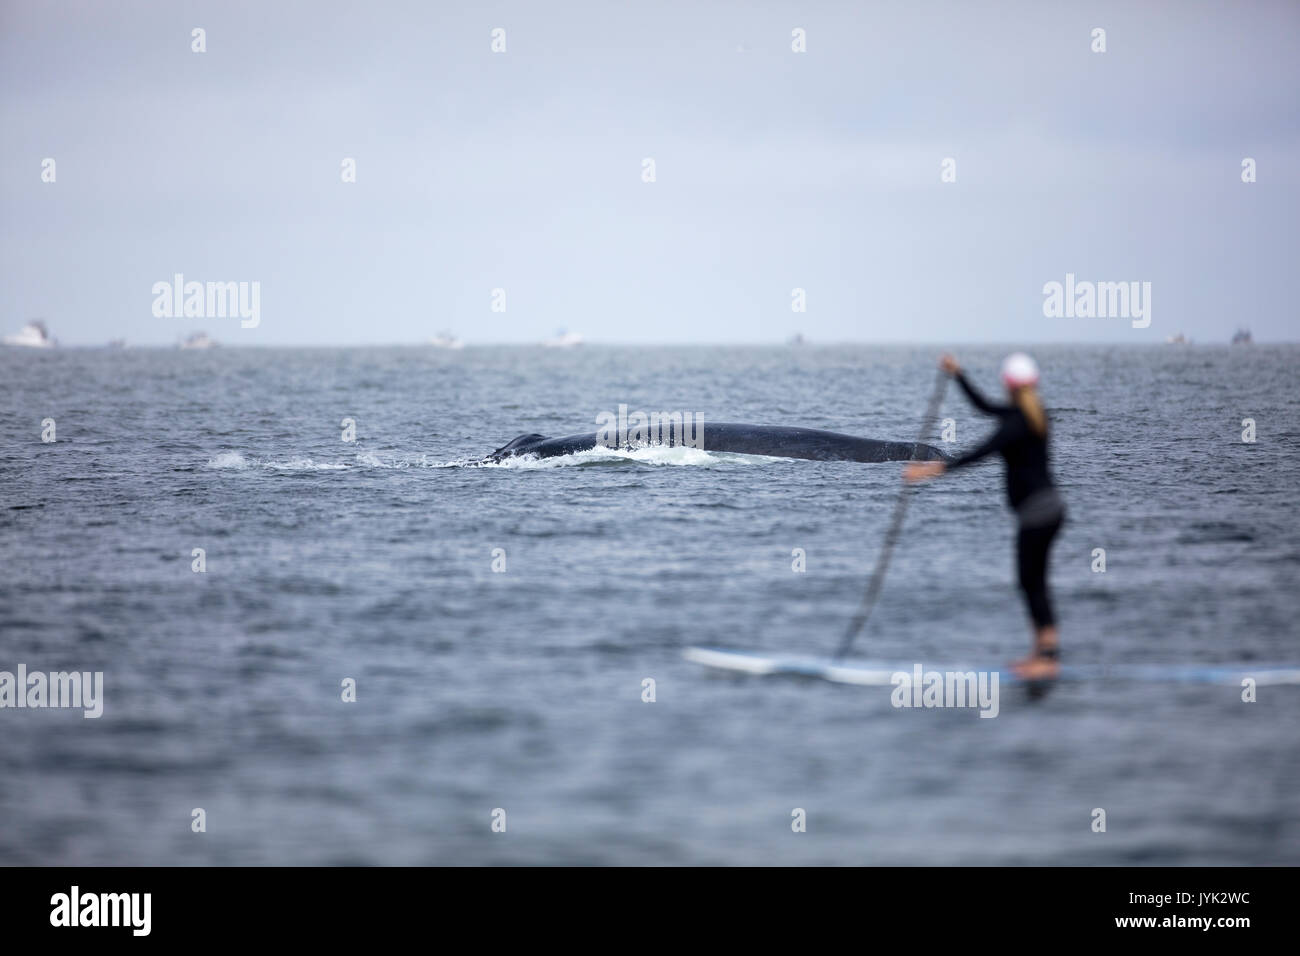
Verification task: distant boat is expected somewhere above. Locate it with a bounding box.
[1231,328,1253,345]
[3,320,55,348]
[428,331,465,349]
[542,330,584,348]
[1165,333,1188,345]
[179,331,218,350]
[787,332,808,346]
[106,338,127,350]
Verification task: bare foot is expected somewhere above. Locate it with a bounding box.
[1010,655,1061,681]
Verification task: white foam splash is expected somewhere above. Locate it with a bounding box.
[206,444,764,472]
[272,458,348,471]
[207,451,249,469]
[206,452,346,471]
[481,443,769,469]
[351,452,456,469]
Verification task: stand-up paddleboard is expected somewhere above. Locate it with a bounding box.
[683,646,1300,687]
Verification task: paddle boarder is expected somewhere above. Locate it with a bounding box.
[904,354,1065,680]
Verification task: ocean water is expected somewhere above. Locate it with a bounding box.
[1,343,1297,865]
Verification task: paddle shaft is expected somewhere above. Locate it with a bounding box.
[833,368,948,661]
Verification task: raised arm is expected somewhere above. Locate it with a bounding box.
[954,370,1004,415]
[940,354,1006,415]
[903,355,1017,483]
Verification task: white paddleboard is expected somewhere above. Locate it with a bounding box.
[684,646,1300,686]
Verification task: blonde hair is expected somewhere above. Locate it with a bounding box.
[1013,386,1047,438]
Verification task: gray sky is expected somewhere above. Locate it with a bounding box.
[2,0,1297,345]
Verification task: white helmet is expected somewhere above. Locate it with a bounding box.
[1000,352,1039,388]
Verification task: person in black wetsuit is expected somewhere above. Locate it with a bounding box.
[903,353,1066,680]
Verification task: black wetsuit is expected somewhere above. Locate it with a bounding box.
[947,371,1065,629]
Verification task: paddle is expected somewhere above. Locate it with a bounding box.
[832,367,949,661]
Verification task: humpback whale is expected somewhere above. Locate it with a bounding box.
[485,422,948,463]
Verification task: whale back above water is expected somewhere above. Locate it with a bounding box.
[486,422,948,463]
